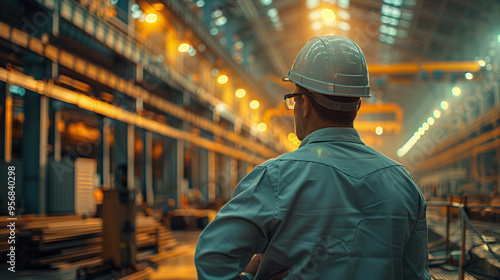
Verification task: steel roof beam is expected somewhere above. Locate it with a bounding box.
[161,0,278,105]
[236,0,289,76]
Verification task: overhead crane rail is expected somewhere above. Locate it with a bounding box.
[0,67,267,164]
[367,61,482,75]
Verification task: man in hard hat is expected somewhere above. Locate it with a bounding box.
[195,35,430,280]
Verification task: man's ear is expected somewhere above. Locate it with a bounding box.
[303,95,312,118]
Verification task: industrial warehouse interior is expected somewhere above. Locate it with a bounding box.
[0,0,499,279]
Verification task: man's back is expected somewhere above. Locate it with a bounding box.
[195,127,430,280]
[256,127,429,279]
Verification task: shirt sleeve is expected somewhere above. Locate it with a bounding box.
[402,198,431,280]
[194,165,278,280]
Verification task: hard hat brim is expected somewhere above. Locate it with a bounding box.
[283,71,371,98]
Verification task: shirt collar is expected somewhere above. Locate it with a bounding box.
[299,127,364,148]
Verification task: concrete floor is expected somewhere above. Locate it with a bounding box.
[151,230,201,280]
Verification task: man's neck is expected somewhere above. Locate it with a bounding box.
[304,121,353,139]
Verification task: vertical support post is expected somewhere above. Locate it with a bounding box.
[192,146,199,190]
[4,85,12,163]
[102,118,111,189]
[493,82,499,106]
[446,194,452,252]
[177,139,184,206]
[127,124,134,190]
[460,194,468,280]
[54,110,61,161]
[198,147,209,201]
[22,86,49,214]
[230,157,237,197]
[208,150,216,203]
[114,120,129,190]
[39,96,48,214]
[144,131,153,205]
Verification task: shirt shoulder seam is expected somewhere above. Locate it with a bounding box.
[273,158,402,179]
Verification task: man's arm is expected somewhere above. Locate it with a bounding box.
[195,165,278,280]
[402,200,431,280]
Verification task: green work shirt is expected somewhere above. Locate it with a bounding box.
[195,127,430,280]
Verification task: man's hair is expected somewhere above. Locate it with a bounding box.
[298,86,360,125]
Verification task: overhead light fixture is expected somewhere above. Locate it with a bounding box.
[234,41,244,51]
[249,100,260,109]
[478,60,486,67]
[433,109,441,119]
[131,3,140,11]
[383,0,402,6]
[217,75,228,84]
[145,13,157,23]
[267,8,278,18]
[440,101,449,110]
[196,0,205,8]
[397,149,403,157]
[210,27,219,35]
[311,21,323,31]
[215,16,227,26]
[178,43,190,52]
[379,34,395,44]
[308,10,321,21]
[381,15,398,26]
[452,86,461,96]
[380,25,397,36]
[261,0,273,6]
[320,9,335,21]
[337,0,350,9]
[131,10,143,19]
[381,5,401,18]
[305,0,320,9]
[235,89,246,98]
[257,122,267,132]
[211,9,223,18]
[187,47,196,56]
[337,10,351,20]
[427,117,435,125]
[465,72,473,80]
[375,126,383,135]
[339,22,350,31]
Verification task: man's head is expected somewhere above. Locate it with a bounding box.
[282,35,370,140]
[292,85,361,140]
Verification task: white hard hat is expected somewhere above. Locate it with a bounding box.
[283,35,370,111]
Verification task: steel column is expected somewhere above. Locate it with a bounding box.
[144,131,153,206]
[208,150,216,203]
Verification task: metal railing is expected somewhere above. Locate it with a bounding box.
[427,194,500,280]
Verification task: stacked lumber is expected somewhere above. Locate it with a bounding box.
[0,214,177,271]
